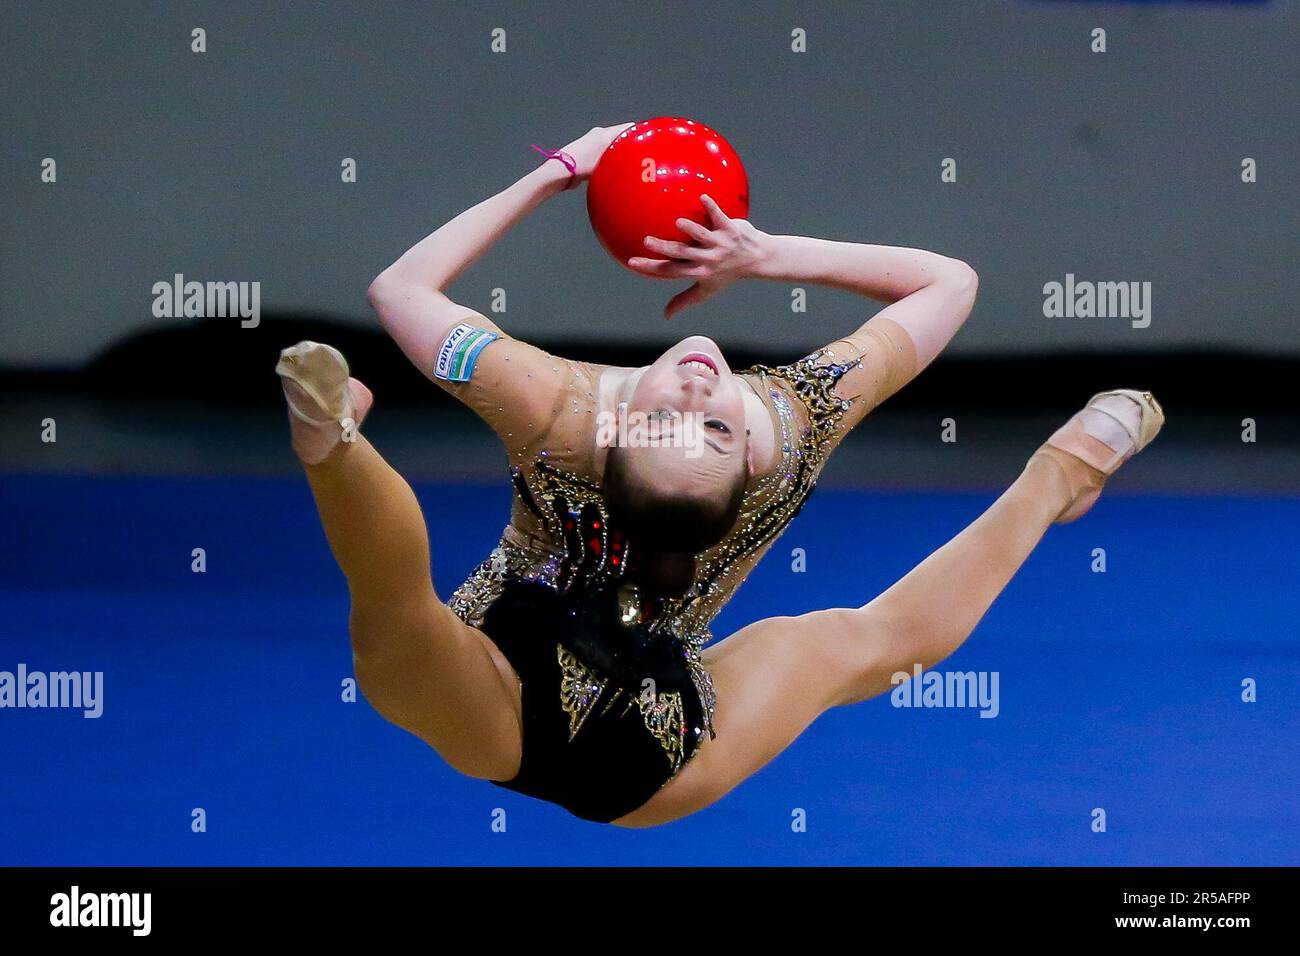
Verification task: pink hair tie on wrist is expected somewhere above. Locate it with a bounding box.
[530,144,578,188]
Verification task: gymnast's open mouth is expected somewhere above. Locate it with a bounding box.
[677,352,718,376]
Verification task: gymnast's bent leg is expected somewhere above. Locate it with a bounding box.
[277,342,522,780]
[616,391,1162,827]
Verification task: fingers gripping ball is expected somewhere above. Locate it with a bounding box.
[586,117,749,270]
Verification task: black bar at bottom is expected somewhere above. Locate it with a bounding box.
[0,866,1283,940]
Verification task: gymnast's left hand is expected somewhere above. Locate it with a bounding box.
[627,194,772,320]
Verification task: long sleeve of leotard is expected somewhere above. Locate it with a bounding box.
[796,314,920,450]
[426,313,603,468]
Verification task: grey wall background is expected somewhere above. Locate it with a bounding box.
[2,0,1297,367]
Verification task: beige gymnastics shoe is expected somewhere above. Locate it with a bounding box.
[1035,389,1164,523]
[275,341,369,464]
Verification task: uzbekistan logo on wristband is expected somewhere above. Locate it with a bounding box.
[434,324,499,382]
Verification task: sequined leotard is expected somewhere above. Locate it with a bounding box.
[434,315,916,821]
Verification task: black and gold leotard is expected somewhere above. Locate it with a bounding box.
[435,317,916,822]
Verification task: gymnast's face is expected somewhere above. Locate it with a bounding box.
[617,335,751,506]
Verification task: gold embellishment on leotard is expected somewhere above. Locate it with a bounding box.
[525,460,608,543]
[556,642,691,770]
[638,687,687,773]
[617,583,642,626]
[557,644,607,741]
[688,658,716,740]
[599,687,627,718]
[448,541,541,628]
[557,644,689,771]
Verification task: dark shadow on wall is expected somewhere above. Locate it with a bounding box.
[1,315,1296,418]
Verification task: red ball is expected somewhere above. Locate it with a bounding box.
[586,117,749,270]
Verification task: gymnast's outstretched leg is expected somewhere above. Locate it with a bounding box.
[277,342,522,780]
[617,390,1163,826]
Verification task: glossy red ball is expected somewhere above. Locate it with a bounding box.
[586,117,749,270]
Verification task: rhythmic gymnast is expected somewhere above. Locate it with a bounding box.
[276,124,1163,826]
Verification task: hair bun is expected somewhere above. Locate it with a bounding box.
[635,549,696,599]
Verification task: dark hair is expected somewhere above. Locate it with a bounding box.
[603,445,748,599]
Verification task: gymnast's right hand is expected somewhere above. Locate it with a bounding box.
[559,124,635,182]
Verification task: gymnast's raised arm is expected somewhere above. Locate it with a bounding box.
[365,123,632,380]
[629,195,978,429]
